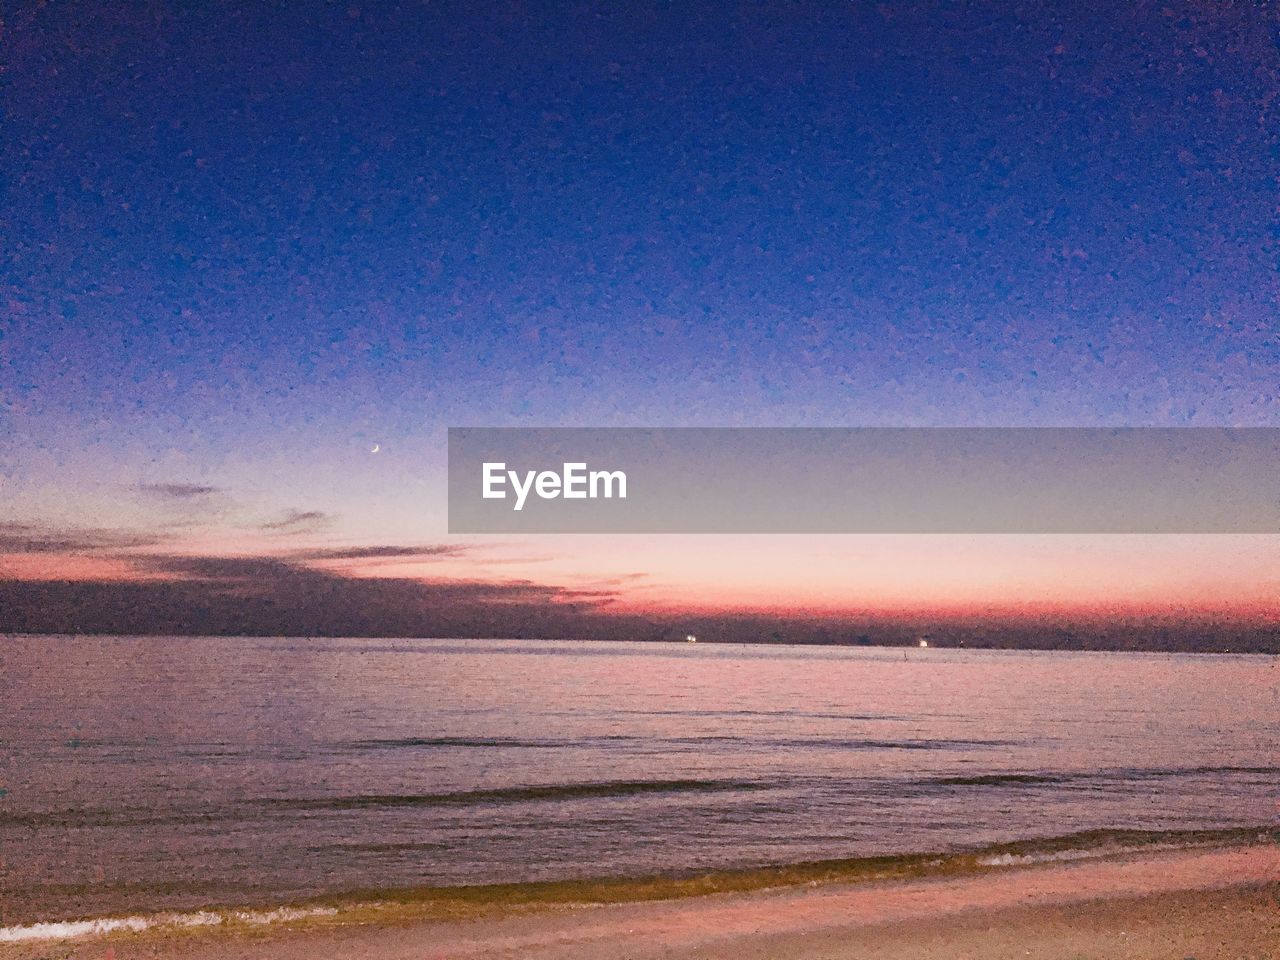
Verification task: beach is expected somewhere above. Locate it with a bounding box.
[4,638,1277,948]
[10,0,1280,953]
[2,842,1275,959]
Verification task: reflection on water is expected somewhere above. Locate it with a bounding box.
[0,636,1275,923]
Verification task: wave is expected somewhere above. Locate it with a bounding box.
[0,905,338,945]
[6,764,1275,830]
[0,778,766,828]
[1125,764,1280,779]
[2,825,1270,945]
[35,733,1017,757]
[345,734,1017,752]
[931,773,1066,786]
[5,764,1275,829]
[768,737,1017,751]
[616,708,905,721]
[928,766,1280,788]
[968,826,1277,865]
[268,779,767,811]
[349,736,570,749]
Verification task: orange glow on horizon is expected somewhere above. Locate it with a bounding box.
[3,530,1276,625]
[603,592,1280,623]
[0,553,164,582]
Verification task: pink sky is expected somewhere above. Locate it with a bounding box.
[5,528,1276,622]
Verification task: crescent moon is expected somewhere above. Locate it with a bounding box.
[370,443,380,454]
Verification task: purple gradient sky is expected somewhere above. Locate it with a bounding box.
[2,2,1277,631]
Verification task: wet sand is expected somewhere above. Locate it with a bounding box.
[4,844,1276,960]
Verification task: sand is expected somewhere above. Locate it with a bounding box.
[4,844,1276,960]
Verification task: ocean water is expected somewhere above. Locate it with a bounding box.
[1,636,1276,930]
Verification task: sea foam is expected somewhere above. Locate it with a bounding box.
[0,905,337,944]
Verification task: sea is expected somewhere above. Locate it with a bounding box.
[1,635,1275,939]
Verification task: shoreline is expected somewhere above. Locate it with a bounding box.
[3,833,1275,959]
[2,825,1271,935]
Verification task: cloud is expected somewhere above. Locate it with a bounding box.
[260,510,332,533]
[0,546,1274,651]
[136,483,220,500]
[130,554,305,581]
[131,552,614,603]
[0,522,163,554]
[0,549,629,638]
[4,519,1271,652]
[468,553,558,566]
[292,544,468,561]
[597,572,649,585]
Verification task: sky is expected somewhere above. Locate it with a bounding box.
[2,1,1277,642]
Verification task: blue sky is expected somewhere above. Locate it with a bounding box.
[1,1,1276,637]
